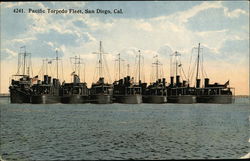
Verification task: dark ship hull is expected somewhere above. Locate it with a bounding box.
[167,95,196,104]
[114,94,142,104]
[31,95,61,104]
[9,88,31,103]
[143,95,167,103]
[61,95,89,104]
[196,95,233,104]
[89,94,112,104]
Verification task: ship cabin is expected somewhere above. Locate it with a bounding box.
[167,75,196,96]
[31,75,61,96]
[90,77,113,95]
[61,74,88,97]
[145,78,167,96]
[113,76,142,96]
[196,78,234,96]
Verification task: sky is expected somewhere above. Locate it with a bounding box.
[0,1,249,95]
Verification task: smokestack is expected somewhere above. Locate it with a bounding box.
[124,77,127,84]
[53,78,56,86]
[176,75,180,87]
[73,75,80,84]
[119,79,123,85]
[127,76,130,82]
[44,75,48,84]
[170,76,174,87]
[162,78,166,87]
[196,79,201,88]
[205,78,209,87]
[183,80,186,87]
[48,76,51,84]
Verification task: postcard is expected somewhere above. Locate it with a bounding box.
[0,1,249,160]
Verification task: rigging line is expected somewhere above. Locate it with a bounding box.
[103,55,112,83]
[92,65,97,83]
[122,60,125,78]
[114,59,117,80]
[201,48,207,78]
[181,66,187,80]
[61,59,64,81]
[189,58,197,86]
[142,56,145,82]
[150,64,153,83]
[133,55,138,82]
[170,53,172,76]
[188,48,194,81]
[201,48,204,79]
[190,58,196,86]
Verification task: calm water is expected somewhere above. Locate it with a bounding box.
[0,97,249,160]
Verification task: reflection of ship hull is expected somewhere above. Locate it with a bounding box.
[9,88,30,103]
[143,95,167,103]
[114,94,142,104]
[61,95,89,104]
[89,94,112,104]
[167,95,196,104]
[31,95,61,104]
[196,95,233,104]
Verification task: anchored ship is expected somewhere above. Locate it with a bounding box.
[31,75,61,104]
[31,51,62,104]
[193,43,234,104]
[9,46,33,103]
[196,78,234,103]
[167,51,196,103]
[112,53,142,104]
[143,55,167,103]
[61,56,88,103]
[143,78,167,103]
[90,77,113,104]
[167,76,196,103]
[113,76,142,104]
[89,41,113,104]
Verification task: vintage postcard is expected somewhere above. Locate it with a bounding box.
[0,1,249,160]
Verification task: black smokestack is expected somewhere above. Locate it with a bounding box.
[48,76,51,84]
[196,79,201,88]
[205,78,209,87]
[170,76,174,87]
[44,75,48,84]
[176,75,180,87]
[162,78,166,87]
[183,80,186,87]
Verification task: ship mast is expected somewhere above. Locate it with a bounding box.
[17,46,31,76]
[93,41,104,78]
[138,50,141,82]
[115,53,124,80]
[153,55,161,81]
[172,51,181,78]
[196,43,201,81]
[78,55,80,78]
[42,58,49,75]
[70,55,83,77]
[23,47,26,75]
[75,56,77,74]
[99,41,103,78]
[56,50,59,79]
[127,64,130,76]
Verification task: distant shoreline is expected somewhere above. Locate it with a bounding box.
[0,93,10,97]
[0,93,249,98]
